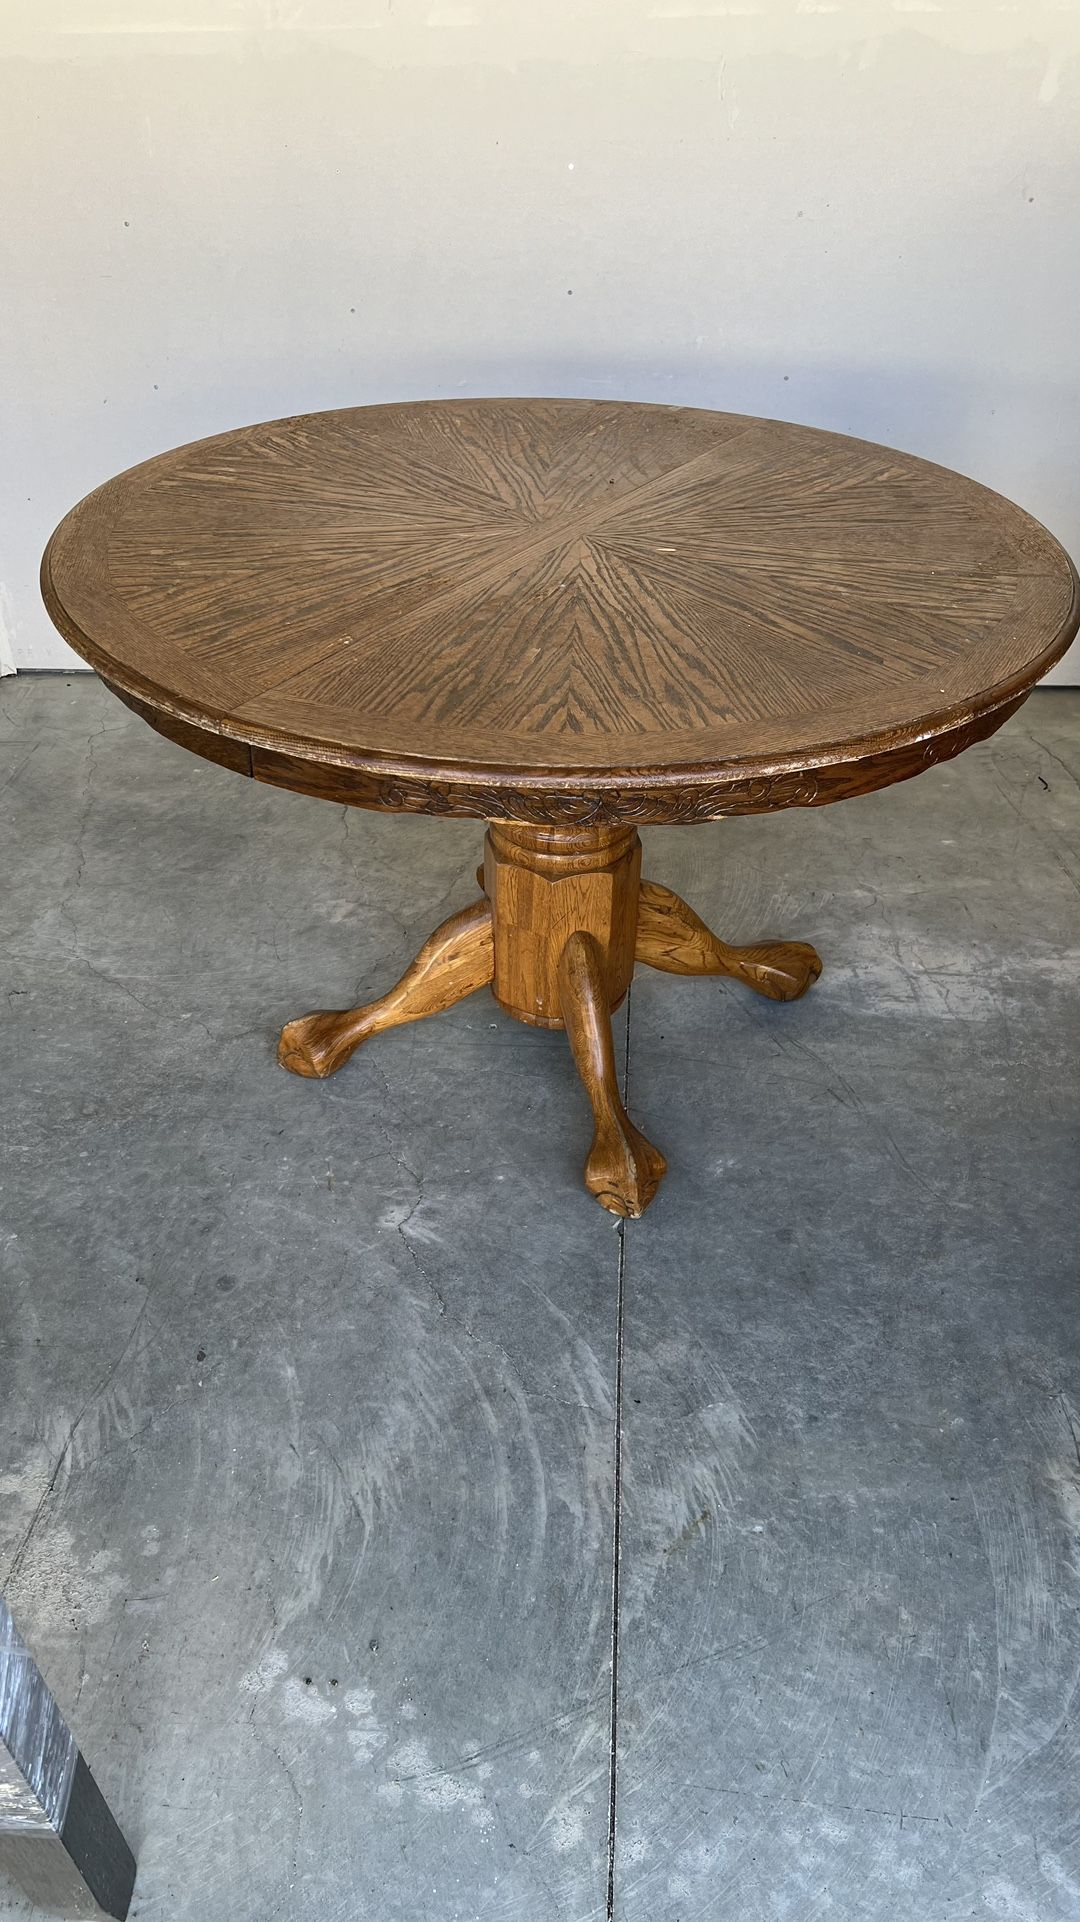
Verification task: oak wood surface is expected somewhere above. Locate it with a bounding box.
[41,400,1080,826]
[635,877,822,1001]
[484,821,641,1027]
[273,816,824,1213]
[557,930,667,1218]
[277,897,493,1078]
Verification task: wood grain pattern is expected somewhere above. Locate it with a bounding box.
[278,898,493,1078]
[557,930,667,1219]
[484,822,641,1027]
[41,400,1078,1212]
[42,399,1079,826]
[106,677,1028,825]
[636,879,822,1001]
[275,823,822,1211]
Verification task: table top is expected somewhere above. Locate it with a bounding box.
[42,398,1079,826]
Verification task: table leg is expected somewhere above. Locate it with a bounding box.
[278,898,493,1078]
[635,877,822,1002]
[557,930,667,1219]
[277,828,820,1213]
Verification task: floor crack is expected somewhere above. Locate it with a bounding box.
[606,985,631,1920]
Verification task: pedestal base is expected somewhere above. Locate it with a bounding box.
[278,822,822,1216]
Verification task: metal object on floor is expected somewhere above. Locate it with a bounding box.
[0,1600,135,1919]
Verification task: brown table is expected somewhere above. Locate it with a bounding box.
[42,400,1079,1215]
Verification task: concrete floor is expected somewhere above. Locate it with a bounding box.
[1,676,1079,1922]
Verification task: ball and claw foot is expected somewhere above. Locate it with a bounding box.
[558,930,667,1218]
[277,863,820,1217]
[635,878,822,1001]
[278,899,494,1078]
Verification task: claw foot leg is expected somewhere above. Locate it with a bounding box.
[557,930,666,1218]
[278,898,493,1078]
[636,878,822,1002]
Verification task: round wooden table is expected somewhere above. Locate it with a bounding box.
[42,400,1079,1215]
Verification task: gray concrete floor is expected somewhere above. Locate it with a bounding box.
[1,677,1079,1922]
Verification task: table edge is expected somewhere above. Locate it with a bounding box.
[39,403,1080,827]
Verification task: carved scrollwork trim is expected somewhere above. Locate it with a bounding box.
[121,682,1026,827]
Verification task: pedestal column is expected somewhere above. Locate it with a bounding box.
[483,821,641,1029]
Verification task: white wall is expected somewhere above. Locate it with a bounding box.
[3,0,1079,677]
